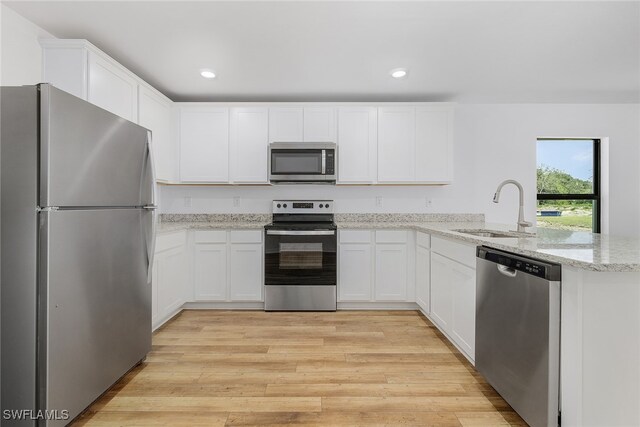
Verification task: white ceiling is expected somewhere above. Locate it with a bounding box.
[5,1,640,103]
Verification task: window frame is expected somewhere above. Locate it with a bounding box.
[536,138,601,233]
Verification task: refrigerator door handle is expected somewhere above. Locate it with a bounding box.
[143,206,157,283]
[143,131,158,282]
[145,131,157,207]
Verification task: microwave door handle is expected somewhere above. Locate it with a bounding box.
[321,150,326,174]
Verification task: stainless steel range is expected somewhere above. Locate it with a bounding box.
[264,200,337,311]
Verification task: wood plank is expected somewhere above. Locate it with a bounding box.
[225,411,461,426]
[71,310,524,426]
[98,396,321,412]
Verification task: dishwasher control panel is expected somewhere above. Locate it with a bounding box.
[477,246,560,280]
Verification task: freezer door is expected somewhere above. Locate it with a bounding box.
[38,209,152,426]
[40,84,153,208]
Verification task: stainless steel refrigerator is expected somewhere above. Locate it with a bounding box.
[1,84,157,426]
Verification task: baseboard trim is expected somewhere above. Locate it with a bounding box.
[182,301,266,310]
[337,302,420,310]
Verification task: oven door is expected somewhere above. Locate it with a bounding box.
[265,229,336,286]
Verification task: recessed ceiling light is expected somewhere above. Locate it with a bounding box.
[390,68,408,79]
[200,69,216,79]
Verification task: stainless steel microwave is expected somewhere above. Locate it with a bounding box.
[268,142,337,184]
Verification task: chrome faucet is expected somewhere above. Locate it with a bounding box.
[493,179,532,233]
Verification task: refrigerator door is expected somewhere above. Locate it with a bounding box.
[38,208,152,426]
[39,84,152,208]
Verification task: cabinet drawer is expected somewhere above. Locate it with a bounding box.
[195,230,227,243]
[339,230,372,244]
[230,230,263,243]
[417,232,430,249]
[156,230,186,252]
[431,236,476,268]
[375,230,408,243]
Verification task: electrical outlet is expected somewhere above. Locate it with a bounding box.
[184,196,192,208]
[376,197,383,208]
[233,197,240,207]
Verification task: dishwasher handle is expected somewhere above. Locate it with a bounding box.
[497,264,517,278]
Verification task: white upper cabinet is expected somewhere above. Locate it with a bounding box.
[230,107,269,183]
[269,107,303,142]
[337,107,377,183]
[377,107,416,183]
[377,105,454,184]
[87,51,138,122]
[179,107,229,182]
[303,107,337,142]
[41,41,88,99]
[268,107,337,143]
[41,40,140,123]
[415,106,454,183]
[138,84,173,182]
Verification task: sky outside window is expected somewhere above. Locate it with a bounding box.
[537,139,594,194]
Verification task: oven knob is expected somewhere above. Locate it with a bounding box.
[277,203,281,208]
[283,204,288,208]
[325,203,330,208]
[319,204,323,208]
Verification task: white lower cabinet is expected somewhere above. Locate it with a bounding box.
[193,230,263,302]
[449,261,476,357]
[153,231,188,329]
[338,230,412,303]
[338,243,373,301]
[194,243,227,301]
[375,244,408,301]
[429,236,477,361]
[415,233,431,313]
[430,252,453,330]
[229,243,263,301]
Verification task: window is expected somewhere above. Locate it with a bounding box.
[536,138,601,233]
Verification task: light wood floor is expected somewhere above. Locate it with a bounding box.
[73,310,525,426]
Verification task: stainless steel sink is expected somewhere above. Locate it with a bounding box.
[453,229,535,238]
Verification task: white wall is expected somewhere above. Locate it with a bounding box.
[0,4,54,86]
[161,103,640,237]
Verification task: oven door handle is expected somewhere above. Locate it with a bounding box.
[266,230,335,236]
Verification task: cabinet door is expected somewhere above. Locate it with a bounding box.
[88,52,138,122]
[430,252,453,331]
[338,244,373,301]
[180,107,229,182]
[375,243,408,301]
[415,107,453,183]
[269,107,303,142]
[156,245,187,319]
[229,243,263,301]
[304,107,336,142]
[138,85,173,182]
[230,107,269,183]
[451,261,476,359]
[194,243,227,301]
[416,244,431,313]
[337,107,377,183]
[377,107,416,182]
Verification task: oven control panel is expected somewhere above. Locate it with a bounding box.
[273,200,334,214]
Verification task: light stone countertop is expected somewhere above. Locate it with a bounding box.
[338,221,640,272]
[157,214,640,272]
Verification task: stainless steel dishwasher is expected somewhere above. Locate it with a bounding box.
[476,246,561,427]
